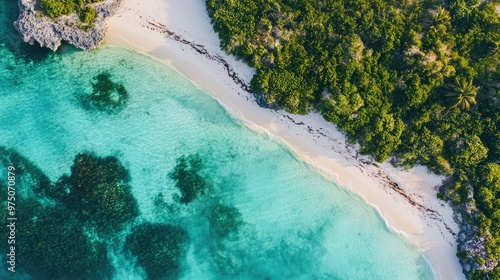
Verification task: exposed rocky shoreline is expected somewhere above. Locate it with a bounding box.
[452,197,497,275]
[14,0,121,51]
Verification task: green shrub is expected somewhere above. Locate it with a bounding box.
[38,0,102,26]
[79,6,96,24]
[38,0,74,19]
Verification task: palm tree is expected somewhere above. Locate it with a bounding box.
[445,78,479,110]
[431,6,451,26]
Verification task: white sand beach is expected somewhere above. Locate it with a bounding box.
[105,0,466,279]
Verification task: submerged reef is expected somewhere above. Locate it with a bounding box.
[168,154,207,204]
[207,203,245,275]
[14,0,121,50]
[1,147,251,279]
[15,202,114,280]
[82,71,129,113]
[56,152,139,235]
[160,153,247,276]
[0,148,114,280]
[209,203,243,238]
[125,223,190,280]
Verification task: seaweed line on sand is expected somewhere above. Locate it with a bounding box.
[147,21,254,96]
[145,20,456,242]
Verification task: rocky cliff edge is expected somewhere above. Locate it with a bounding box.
[14,0,120,51]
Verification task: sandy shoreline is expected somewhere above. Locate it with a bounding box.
[105,0,465,279]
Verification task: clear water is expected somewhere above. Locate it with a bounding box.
[0,4,435,279]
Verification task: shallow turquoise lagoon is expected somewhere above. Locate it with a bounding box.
[0,17,434,279]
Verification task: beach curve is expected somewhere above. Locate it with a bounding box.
[104,0,466,279]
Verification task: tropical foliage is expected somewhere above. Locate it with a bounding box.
[446,78,479,110]
[206,0,500,277]
[79,6,96,24]
[38,0,101,25]
[39,0,74,19]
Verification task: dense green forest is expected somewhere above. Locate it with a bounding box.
[205,0,500,278]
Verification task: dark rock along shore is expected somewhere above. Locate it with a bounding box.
[14,0,121,51]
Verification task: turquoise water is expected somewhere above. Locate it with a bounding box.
[0,6,434,279]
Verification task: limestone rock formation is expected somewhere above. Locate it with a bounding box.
[14,0,120,51]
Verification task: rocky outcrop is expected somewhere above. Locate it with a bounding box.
[453,196,498,276]
[14,0,121,51]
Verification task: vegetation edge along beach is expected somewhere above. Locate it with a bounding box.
[204,0,500,278]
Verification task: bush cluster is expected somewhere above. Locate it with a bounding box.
[38,0,100,25]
